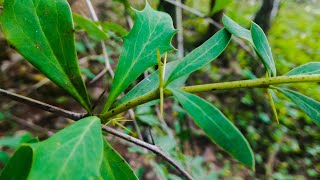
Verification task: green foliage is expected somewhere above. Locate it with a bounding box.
[135,105,161,126]
[0,152,9,165]
[28,117,103,179]
[102,2,176,112]
[0,146,33,180]
[0,116,137,179]
[0,132,36,167]
[1,0,320,178]
[170,89,254,169]
[222,15,276,77]
[276,88,320,126]
[166,28,231,85]
[251,22,277,77]
[284,62,320,76]
[0,132,34,148]
[101,140,138,180]
[73,13,108,41]
[222,15,253,43]
[0,0,91,112]
[101,22,128,37]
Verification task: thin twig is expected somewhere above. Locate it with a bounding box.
[89,68,108,84]
[0,88,87,120]
[85,0,113,76]
[100,74,320,120]
[101,125,193,180]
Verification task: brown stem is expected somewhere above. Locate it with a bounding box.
[102,125,193,180]
[0,88,87,120]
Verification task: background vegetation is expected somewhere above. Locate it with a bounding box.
[0,0,319,179]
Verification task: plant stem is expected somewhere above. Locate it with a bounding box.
[0,88,87,120]
[100,74,320,120]
[102,125,193,180]
[181,74,320,93]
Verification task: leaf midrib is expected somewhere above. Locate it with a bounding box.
[176,92,232,141]
[109,14,162,105]
[252,26,275,75]
[56,120,97,179]
[286,91,320,118]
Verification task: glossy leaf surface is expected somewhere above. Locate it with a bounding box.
[276,88,320,126]
[0,0,91,111]
[28,116,103,179]
[102,3,176,112]
[251,22,277,76]
[73,13,108,41]
[100,140,138,180]
[1,117,103,179]
[171,89,254,169]
[284,62,320,76]
[166,29,231,85]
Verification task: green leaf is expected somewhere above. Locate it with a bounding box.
[113,61,187,108]
[0,0,91,112]
[100,139,138,180]
[222,15,277,77]
[166,28,231,85]
[136,105,160,126]
[284,62,320,76]
[101,22,128,37]
[276,88,320,126]
[222,15,253,43]
[0,116,104,179]
[0,151,10,164]
[81,67,95,79]
[170,89,254,169]
[73,13,108,41]
[27,116,103,179]
[267,89,279,123]
[0,146,33,180]
[0,132,34,148]
[1,116,138,179]
[251,22,277,77]
[102,2,176,112]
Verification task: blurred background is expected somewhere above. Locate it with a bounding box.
[0,0,319,179]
